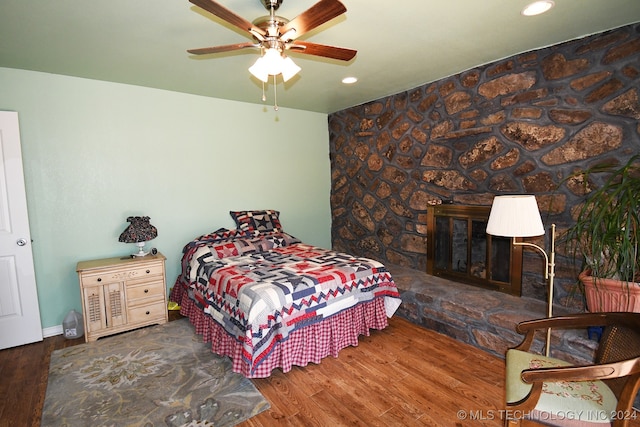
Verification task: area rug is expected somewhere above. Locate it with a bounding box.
[41,319,270,427]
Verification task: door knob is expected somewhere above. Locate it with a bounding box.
[16,238,28,246]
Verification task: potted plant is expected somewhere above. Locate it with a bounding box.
[563,154,640,312]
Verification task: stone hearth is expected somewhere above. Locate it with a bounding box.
[388,264,597,364]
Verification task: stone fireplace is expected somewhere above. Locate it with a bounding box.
[426,204,522,296]
[328,23,640,309]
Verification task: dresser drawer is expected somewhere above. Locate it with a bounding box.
[80,263,164,287]
[128,301,166,324]
[127,280,165,304]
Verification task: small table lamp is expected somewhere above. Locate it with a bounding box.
[486,195,556,356]
[118,216,158,257]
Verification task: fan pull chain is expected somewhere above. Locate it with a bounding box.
[273,74,279,111]
[261,80,266,102]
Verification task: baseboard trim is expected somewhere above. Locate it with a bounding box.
[43,325,62,338]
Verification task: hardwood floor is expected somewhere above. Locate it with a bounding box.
[244,317,505,427]
[1,315,636,426]
[0,330,84,427]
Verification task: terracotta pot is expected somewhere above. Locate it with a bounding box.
[578,270,640,313]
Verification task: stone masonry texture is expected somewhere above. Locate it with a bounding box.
[329,24,640,313]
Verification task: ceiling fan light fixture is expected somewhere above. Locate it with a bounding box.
[249,48,300,82]
[280,56,301,82]
[262,48,286,75]
[249,48,282,82]
[189,0,356,109]
[249,57,270,82]
[521,0,555,16]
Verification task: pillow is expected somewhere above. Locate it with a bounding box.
[230,210,283,233]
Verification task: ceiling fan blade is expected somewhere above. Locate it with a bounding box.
[187,42,258,55]
[288,41,356,61]
[189,0,266,40]
[279,0,347,40]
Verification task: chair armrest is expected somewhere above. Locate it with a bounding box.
[521,357,640,384]
[515,313,610,335]
[516,312,640,335]
[510,313,610,351]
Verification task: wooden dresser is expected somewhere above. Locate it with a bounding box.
[76,252,168,342]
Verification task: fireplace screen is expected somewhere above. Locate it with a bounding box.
[427,204,522,296]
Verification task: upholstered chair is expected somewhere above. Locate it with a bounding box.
[505,312,640,426]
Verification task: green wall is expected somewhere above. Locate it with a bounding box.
[0,67,331,332]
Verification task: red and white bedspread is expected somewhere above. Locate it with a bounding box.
[170,228,401,377]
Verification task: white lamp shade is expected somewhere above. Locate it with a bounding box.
[249,56,269,82]
[261,48,284,75]
[249,49,301,82]
[486,195,545,237]
[280,56,301,82]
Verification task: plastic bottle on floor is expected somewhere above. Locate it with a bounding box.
[62,309,84,339]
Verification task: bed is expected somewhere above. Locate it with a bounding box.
[169,210,402,378]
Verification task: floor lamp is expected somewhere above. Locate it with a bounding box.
[486,195,556,356]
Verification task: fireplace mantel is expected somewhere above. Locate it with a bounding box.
[426,204,523,296]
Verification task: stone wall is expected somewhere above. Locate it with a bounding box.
[328,23,640,308]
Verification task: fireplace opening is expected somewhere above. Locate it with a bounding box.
[426,204,523,296]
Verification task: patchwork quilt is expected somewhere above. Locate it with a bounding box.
[176,229,401,374]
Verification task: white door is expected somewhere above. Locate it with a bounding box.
[0,111,43,349]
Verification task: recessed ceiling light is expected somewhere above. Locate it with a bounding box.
[521,0,555,16]
[342,76,358,84]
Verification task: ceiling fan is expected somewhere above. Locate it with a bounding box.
[187,0,357,83]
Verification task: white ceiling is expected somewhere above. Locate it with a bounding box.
[1,0,640,114]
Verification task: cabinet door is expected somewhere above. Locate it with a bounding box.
[104,282,127,327]
[83,285,106,333]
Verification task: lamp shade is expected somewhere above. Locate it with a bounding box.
[118,216,158,243]
[280,56,301,82]
[248,56,269,82]
[261,48,284,75]
[248,48,300,83]
[486,195,545,237]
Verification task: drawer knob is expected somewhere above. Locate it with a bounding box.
[146,269,150,274]
[97,277,102,282]
[144,289,149,293]
[146,311,150,315]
